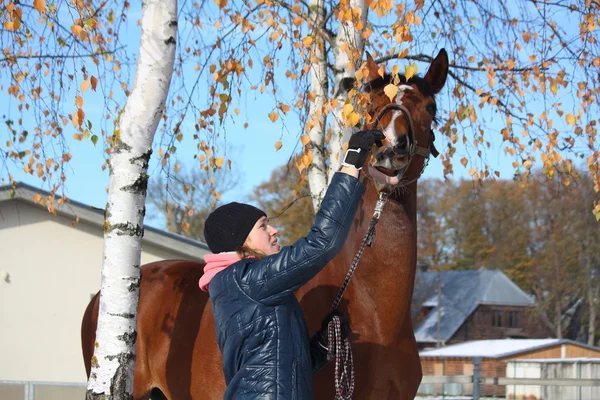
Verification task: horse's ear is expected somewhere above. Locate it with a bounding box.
[365,51,380,82]
[424,49,449,94]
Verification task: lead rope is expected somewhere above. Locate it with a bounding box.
[326,192,388,400]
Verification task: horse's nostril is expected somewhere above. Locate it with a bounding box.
[397,135,408,148]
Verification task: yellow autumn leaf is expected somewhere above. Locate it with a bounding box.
[565,114,576,126]
[274,141,282,151]
[383,84,398,101]
[342,103,354,116]
[215,157,224,168]
[234,108,240,115]
[354,69,364,81]
[268,111,279,123]
[279,104,291,113]
[301,135,310,146]
[80,80,90,93]
[349,112,360,127]
[301,154,310,166]
[405,63,418,80]
[551,82,558,96]
[34,0,46,14]
[75,95,83,108]
[522,31,531,43]
[303,36,313,47]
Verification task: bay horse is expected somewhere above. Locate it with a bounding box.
[81,49,448,399]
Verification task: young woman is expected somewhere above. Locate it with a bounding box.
[200,129,384,399]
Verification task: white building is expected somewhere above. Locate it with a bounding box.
[0,183,209,389]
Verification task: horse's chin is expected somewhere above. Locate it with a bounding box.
[368,164,403,186]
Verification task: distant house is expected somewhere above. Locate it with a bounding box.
[418,338,600,398]
[412,269,554,349]
[0,182,209,388]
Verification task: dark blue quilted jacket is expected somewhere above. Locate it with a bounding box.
[207,172,365,400]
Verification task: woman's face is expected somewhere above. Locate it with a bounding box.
[245,216,280,256]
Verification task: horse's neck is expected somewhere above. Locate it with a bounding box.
[343,177,419,327]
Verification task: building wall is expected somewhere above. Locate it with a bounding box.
[419,344,600,398]
[448,304,554,344]
[420,357,507,397]
[0,200,203,384]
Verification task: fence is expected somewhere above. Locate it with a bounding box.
[0,380,86,400]
[419,357,600,400]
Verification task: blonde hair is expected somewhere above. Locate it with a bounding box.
[236,245,267,260]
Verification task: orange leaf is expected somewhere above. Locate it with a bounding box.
[80,80,90,93]
[303,36,313,47]
[33,0,46,14]
[215,157,224,168]
[77,109,85,125]
[71,25,83,36]
[268,111,279,123]
[90,76,98,91]
[274,141,282,151]
[214,0,228,9]
[71,112,80,128]
[301,135,310,146]
[75,95,83,108]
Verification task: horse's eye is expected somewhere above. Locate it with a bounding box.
[426,103,437,116]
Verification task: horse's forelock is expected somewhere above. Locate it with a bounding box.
[366,73,437,107]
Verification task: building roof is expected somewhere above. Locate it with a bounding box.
[413,269,536,343]
[0,182,210,260]
[419,339,600,359]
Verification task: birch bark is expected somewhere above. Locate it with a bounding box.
[86,0,177,398]
[327,0,367,184]
[306,0,328,210]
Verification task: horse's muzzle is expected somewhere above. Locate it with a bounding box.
[372,137,410,176]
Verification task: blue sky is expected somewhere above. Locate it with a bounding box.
[3,1,580,231]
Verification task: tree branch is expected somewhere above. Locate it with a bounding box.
[375,52,543,73]
[270,0,335,47]
[0,46,125,63]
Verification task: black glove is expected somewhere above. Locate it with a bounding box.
[342,129,385,169]
[309,310,351,374]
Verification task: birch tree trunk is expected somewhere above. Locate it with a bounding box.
[588,266,597,346]
[327,0,367,183]
[86,0,177,398]
[555,297,562,339]
[306,0,328,210]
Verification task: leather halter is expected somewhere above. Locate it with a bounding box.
[367,101,439,186]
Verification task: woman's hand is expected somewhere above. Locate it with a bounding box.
[342,129,386,170]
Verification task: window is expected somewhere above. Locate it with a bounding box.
[492,310,503,327]
[508,311,520,328]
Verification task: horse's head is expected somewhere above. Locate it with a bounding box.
[361,49,448,189]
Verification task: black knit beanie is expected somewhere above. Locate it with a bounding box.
[203,202,267,254]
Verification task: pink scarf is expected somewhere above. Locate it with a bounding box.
[199,252,242,292]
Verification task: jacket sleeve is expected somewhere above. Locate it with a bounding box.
[233,172,365,305]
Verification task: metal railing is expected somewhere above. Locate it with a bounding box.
[419,357,600,400]
[0,380,86,400]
